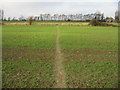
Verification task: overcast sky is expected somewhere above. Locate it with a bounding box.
[0,0,119,18]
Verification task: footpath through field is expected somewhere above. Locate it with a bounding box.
[54,26,66,88]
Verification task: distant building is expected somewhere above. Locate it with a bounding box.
[106,17,114,22]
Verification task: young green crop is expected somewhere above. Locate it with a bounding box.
[59,26,118,88]
[3,25,56,49]
[2,25,118,88]
[2,25,57,88]
[60,26,118,51]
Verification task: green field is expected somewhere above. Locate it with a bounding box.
[2,25,118,88]
[60,26,118,88]
[2,25,57,88]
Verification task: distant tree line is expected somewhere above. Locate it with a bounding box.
[0,9,119,23]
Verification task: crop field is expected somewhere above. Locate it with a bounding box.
[2,25,57,88]
[2,24,118,88]
[59,26,118,88]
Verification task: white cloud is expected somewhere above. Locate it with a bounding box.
[1,2,118,18]
[1,0,119,2]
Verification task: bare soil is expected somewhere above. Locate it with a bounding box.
[2,48,55,61]
[3,23,88,26]
[63,49,118,62]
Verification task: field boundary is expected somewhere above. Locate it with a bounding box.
[3,23,88,26]
[54,26,66,88]
[3,23,119,27]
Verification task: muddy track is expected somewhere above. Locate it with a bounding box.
[54,26,66,88]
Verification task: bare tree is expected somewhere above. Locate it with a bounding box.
[8,17,11,21]
[0,9,2,21]
[28,16,33,25]
[12,17,16,21]
[0,9,4,21]
[19,15,24,21]
[2,10,4,20]
[34,16,38,21]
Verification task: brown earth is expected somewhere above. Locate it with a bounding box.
[62,49,118,62]
[2,23,119,27]
[3,23,88,26]
[3,23,29,25]
[2,48,55,61]
[63,49,117,55]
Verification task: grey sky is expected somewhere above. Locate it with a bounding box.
[1,0,119,18]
